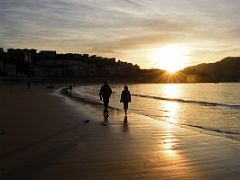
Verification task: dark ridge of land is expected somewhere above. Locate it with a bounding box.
[0,48,240,83]
[182,57,240,82]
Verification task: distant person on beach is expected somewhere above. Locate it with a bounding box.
[99,81,112,114]
[69,84,73,93]
[120,85,131,115]
[27,81,30,89]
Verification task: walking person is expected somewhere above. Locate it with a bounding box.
[120,85,131,116]
[99,81,112,115]
[69,84,73,93]
[27,80,31,89]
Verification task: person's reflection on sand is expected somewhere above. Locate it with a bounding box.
[122,116,128,132]
[123,116,128,126]
[102,112,109,126]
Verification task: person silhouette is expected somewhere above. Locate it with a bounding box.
[27,80,30,89]
[120,85,131,115]
[69,84,73,93]
[99,81,112,115]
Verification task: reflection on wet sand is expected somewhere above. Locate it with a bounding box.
[122,116,129,132]
[101,110,109,126]
[161,124,179,159]
[123,116,128,125]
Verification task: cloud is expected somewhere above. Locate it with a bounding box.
[1,0,240,67]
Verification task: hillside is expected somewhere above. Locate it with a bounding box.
[182,57,240,82]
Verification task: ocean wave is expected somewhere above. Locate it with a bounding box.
[132,94,240,109]
[60,88,240,141]
[184,124,240,136]
[60,88,121,111]
[138,112,240,138]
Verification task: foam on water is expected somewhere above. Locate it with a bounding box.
[68,83,240,140]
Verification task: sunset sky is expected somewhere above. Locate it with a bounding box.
[1,0,240,70]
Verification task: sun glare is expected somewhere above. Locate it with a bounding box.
[150,44,190,73]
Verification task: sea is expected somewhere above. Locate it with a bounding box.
[71,83,240,140]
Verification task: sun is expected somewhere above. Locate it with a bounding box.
[150,44,190,73]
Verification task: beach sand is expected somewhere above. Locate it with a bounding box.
[1,84,240,180]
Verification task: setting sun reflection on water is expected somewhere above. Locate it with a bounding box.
[163,101,179,124]
[74,83,240,139]
[162,84,179,124]
[162,84,180,99]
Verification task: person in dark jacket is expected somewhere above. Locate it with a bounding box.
[69,84,73,93]
[99,81,112,114]
[120,85,131,115]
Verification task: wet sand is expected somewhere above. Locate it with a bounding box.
[1,85,240,179]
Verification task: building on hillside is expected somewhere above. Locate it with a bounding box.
[7,49,37,64]
[34,59,96,78]
[38,50,57,58]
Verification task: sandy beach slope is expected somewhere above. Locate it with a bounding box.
[1,84,240,180]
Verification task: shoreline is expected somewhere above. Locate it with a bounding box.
[60,85,240,143]
[1,84,240,179]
